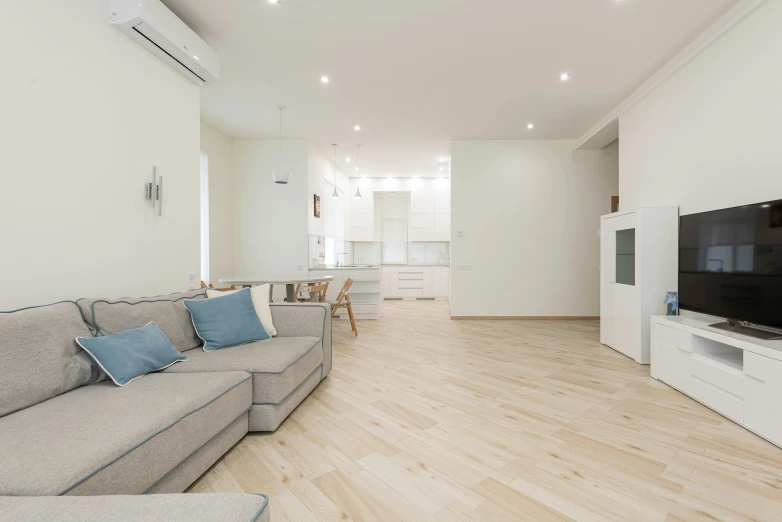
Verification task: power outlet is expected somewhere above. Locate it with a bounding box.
[187,272,197,290]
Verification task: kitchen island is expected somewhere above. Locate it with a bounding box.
[309,266,383,320]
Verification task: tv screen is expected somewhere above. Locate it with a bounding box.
[679,200,782,329]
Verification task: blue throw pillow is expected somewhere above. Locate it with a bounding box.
[184,288,270,351]
[75,322,187,386]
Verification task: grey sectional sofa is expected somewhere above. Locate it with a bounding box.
[0,288,332,519]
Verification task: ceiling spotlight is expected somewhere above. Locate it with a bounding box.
[762,204,771,208]
[354,125,361,131]
[439,166,444,171]
[320,76,330,84]
[560,73,570,81]
[527,123,534,130]
[345,157,351,162]
[268,0,279,3]
[355,167,359,172]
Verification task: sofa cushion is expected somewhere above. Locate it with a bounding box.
[207,283,277,337]
[76,322,188,386]
[163,336,323,404]
[0,493,270,522]
[0,372,251,496]
[0,301,102,418]
[77,289,207,352]
[185,288,270,351]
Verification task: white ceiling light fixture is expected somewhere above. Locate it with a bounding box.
[560,73,570,81]
[354,124,361,131]
[331,144,339,199]
[527,123,535,130]
[345,157,351,162]
[320,75,330,84]
[354,144,363,199]
[271,106,290,184]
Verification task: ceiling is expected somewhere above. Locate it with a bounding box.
[165,0,736,176]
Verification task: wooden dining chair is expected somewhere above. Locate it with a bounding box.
[295,282,329,303]
[201,280,237,292]
[331,278,357,336]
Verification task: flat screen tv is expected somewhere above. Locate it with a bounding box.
[679,200,782,339]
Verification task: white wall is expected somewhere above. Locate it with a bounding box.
[233,140,309,300]
[0,0,200,310]
[200,122,234,285]
[450,140,618,317]
[619,0,782,215]
[307,144,350,239]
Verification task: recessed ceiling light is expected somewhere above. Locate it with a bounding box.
[527,123,534,130]
[560,73,570,81]
[268,0,280,4]
[355,167,359,172]
[345,157,351,162]
[761,204,771,208]
[320,76,330,84]
[354,125,361,131]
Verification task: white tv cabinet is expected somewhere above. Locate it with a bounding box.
[600,207,678,364]
[651,315,782,448]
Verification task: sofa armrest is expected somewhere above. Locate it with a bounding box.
[270,303,332,378]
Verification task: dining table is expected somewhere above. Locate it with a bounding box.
[218,275,335,303]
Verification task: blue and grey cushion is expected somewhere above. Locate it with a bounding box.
[185,288,270,351]
[75,323,187,386]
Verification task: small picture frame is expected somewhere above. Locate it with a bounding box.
[314,194,321,218]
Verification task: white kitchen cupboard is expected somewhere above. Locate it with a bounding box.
[382,266,449,299]
[434,214,450,241]
[600,207,678,364]
[652,315,782,449]
[434,178,450,213]
[410,179,435,214]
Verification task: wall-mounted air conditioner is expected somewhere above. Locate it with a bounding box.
[106,0,220,85]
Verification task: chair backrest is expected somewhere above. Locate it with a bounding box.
[334,278,353,306]
[307,282,330,303]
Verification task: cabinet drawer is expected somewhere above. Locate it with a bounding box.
[745,352,782,388]
[398,273,423,280]
[655,340,691,394]
[656,324,692,352]
[745,375,782,447]
[398,267,424,273]
[398,289,423,297]
[691,377,743,424]
[398,280,423,289]
[691,355,744,399]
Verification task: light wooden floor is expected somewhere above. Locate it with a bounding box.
[189,301,782,521]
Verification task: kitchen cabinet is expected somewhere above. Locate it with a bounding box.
[434,214,450,241]
[382,266,449,299]
[434,178,450,213]
[410,179,435,214]
[409,227,435,242]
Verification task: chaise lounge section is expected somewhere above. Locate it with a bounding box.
[0,289,332,518]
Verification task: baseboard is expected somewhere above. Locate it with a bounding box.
[450,316,599,321]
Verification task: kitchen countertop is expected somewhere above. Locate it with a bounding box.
[310,265,450,270]
[310,266,382,271]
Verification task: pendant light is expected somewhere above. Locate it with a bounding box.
[331,144,339,199]
[354,144,363,199]
[272,106,290,184]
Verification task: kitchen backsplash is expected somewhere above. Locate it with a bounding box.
[310,237,449,267]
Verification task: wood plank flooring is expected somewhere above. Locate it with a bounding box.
[189,301,782,521]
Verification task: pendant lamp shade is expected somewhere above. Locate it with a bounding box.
[272,106,290,184]
[354,144,362,198]
[331,144,340,199]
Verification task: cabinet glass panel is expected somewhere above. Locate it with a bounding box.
[616,228,636,286]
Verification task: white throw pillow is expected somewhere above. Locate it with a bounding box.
[206,283,277,337]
